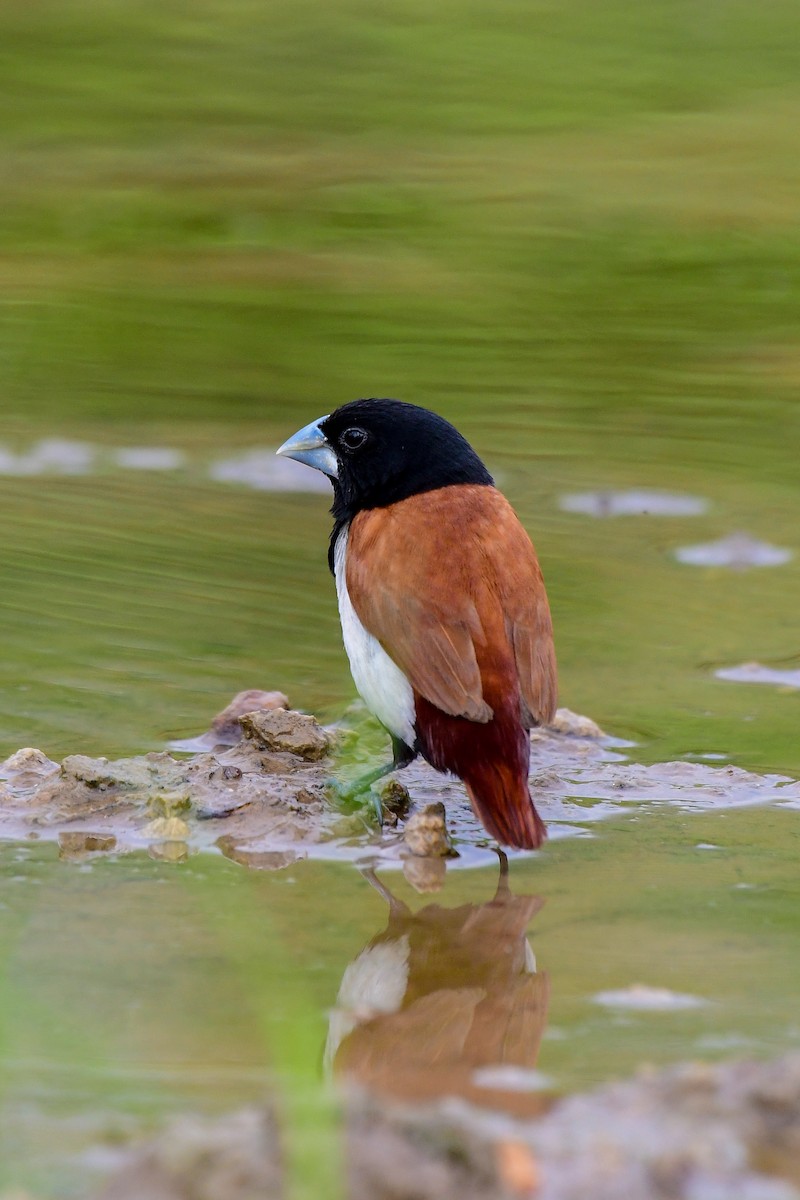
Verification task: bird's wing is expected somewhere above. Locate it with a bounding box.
[345,485,556,725]
[504,550,558,727]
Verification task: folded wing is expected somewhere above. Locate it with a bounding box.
[345,485,556,727]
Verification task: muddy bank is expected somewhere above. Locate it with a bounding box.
[1,690,799,874]
[93,1054,800,1200]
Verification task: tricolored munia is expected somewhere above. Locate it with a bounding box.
[277,399,557,849]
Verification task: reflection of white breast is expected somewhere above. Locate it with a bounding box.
[337,935,411,1018]
[324,935,411,1072]
[333,528,415,746]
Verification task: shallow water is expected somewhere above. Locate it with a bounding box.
[1,804,799,1196]
[1,402,799,1199]
[1,403,800,1197]
[2,418,799,778]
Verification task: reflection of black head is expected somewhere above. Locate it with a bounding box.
[327,853,550,1114]
[321,398,493,525]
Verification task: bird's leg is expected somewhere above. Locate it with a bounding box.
[493,848,511,898]
[359,865,411,917]
[328,736,416,823]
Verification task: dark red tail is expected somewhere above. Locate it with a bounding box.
[415,694,547,850]
[463,763,547,850]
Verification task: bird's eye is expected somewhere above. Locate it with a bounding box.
[340,427,368,450]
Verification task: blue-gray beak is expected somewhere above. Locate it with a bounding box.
[276,415,338,479]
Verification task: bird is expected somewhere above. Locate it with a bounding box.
[276,398,557,849]
[325,852,550,1116]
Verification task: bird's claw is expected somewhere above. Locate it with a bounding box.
[324,777,384,826]
[368,789,384,825]
[324,778,358,807]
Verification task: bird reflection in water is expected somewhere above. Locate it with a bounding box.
[326,852,551,1117]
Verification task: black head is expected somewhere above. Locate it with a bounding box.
[277,398,493,570]
[320,398,493,520]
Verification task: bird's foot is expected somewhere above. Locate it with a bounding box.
[325,779,384,826]
[325,763,398,825]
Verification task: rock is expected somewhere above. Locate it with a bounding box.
[209,689,290,745]
[379,779,411,820]
[545,708,605,738]
[60,753,186,792]
[519,1055,800,1200]
[239,708,329,761]
[169,689,292,753]
[402,802,455,857]
[346,1097,501,1200]
[147,790,191,818]
[1,747,58,776]
[185,743,327,822]
[294,787,324,809]
[0,747,60,794]
[60,754,147,791]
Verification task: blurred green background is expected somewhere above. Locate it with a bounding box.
[1,0,799,770]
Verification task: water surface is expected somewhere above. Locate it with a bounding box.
[1,804,799,1196]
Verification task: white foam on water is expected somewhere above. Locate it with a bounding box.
[112,447,186,470]
[209,449,331,492]
[675,532,792,568]
[716,661,800,689]
[472,1066,553,1092]
[593,985,709,1012]
[0,439,95,476]
[560,489,708,517]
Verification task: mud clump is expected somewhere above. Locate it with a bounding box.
[22,752,188,827]
[378,778,411,821]
[0,746,60,793]
[210,689,290,745]
[1,695,800,870]
[0,696,345,858]
[169,689,290,752]
[61,754,161,790]
[238,708,330,761]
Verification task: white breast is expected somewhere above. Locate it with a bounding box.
[333,528,416,747]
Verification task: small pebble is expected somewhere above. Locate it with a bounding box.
[403,802,455,858]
